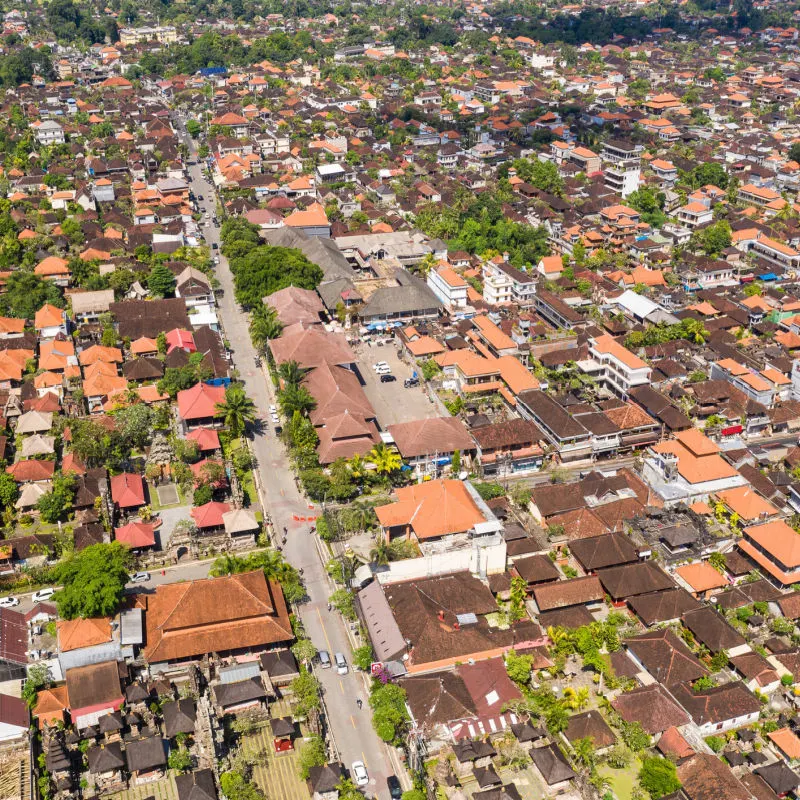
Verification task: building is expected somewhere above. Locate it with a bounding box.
[118,25,178,45]
[601,140,643,198]
[482,260,536,306]
[140,571,293,667]
[427,265,469,310]
[585,335,651,398]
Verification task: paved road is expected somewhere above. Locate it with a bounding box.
[176,119,395,797]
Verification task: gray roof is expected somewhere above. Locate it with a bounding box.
[357,580,407,662]
[360,270,442,320]
[71,289,115,315]
[260,227,355,283]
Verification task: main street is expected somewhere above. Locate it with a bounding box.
[174,116,396,797]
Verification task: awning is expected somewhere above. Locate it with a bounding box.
[721,424,743,436]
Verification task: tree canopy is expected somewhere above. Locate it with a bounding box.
[55,542,132,620]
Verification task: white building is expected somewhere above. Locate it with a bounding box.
[427,265,468,310]
[584,334,651,398]
[482,260,536,306]
[35,120,65,145]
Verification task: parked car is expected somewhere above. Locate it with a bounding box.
[318,650,331,669]
[212,242,218,249]
[380,374,397,383]
[130,572,150,584]
[0,596,19,608]
[404,378,419,388]
[32,588,55,603]
[387,776,402,799]
[334,652,348,675]
[351,761,368,787]
[373,361,389,371]
[376,366,391,375]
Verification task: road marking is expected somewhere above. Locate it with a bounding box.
[362,751,368,769]
[350,715,356,728]
[339,680,344,694]
[316,607,333,652]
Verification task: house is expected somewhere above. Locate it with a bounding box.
[670,682,761,734]
[681,606,748,655]
[126,735,167,783]
[612,684,689,735]
[738,518,800,586]
[65,660,124,728]
[176,769,218,800]
[0,695,28,742]
[386,417,475,475]
[471,419,545,477]
[71,290,115,324]
[623,628,708,686]
[307,763,344,800]
[176,383,225,428]
[530,743,576,789]
[678,753,754,800]
[34,304,67,339]
[643,428,746,506]
[482,260,536,307]
[140,571,293,665]
[109,473,146,513]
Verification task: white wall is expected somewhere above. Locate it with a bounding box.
[375,540,507,584]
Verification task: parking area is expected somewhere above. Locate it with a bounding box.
[355,341,440,426]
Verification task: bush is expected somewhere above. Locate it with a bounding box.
[298,735,327,779]
[638,757,681,799]
[705,735,725,753]
[329,588,357,621]
[353,644,374,671]
[473,482,505,501]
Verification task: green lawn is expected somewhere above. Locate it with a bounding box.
[597,758,642,800]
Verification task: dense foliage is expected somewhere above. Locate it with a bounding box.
[220,219,323,308]
[55,542,132,620]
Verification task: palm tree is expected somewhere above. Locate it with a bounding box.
[348,453,367,480]
[277,359,306,389]
[278,384,317,418]
[572,737,596,771]
[369,442,402,475]
[370,538,391,566]
[216,384,257,438]
[249,306,283,352]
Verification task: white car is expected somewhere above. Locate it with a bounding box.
[130,572,151,584]
[0,596,19,608]
[269,405,277,413]
[32,588,55,603]
[373,361,389,371]
[376,366,391,375]
[351,761,369,787]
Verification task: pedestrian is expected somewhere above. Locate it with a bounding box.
[327,603,331,612]
[356,699,362,710]
[282,536,287,545]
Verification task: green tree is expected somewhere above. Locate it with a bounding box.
[22,663,51,708]
[508,576,528,622]
[0,271,62,320]
[298,735,327,779]
[638,757,681,799]
[693,219,732,257]
[621,720,651,752]
[708,552,727,573]
[219,771,265,800]
[369,442,402,475]
[505,649,533,686]
[147,262,176,298]
[291,667,321,718]
[370,682,410,743]
[55,542,132,620]
[167,747,193,772]
[37,472,76,524]
[216,384,257,438]
[0,473,19,510]
[352,644,374,671]
[249,305,283,352]
[278,384,316,418]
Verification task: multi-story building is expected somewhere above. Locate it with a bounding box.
[427,266,468,310]
[586,335,651,398]
[601,140,643,198]
[482,259,536,306]
[118,25,178,46]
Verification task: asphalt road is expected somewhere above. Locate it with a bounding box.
[175,118,396,797]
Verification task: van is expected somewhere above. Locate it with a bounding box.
[334,652,348,675]
[318,650,331,669]
[32,588,56,603]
